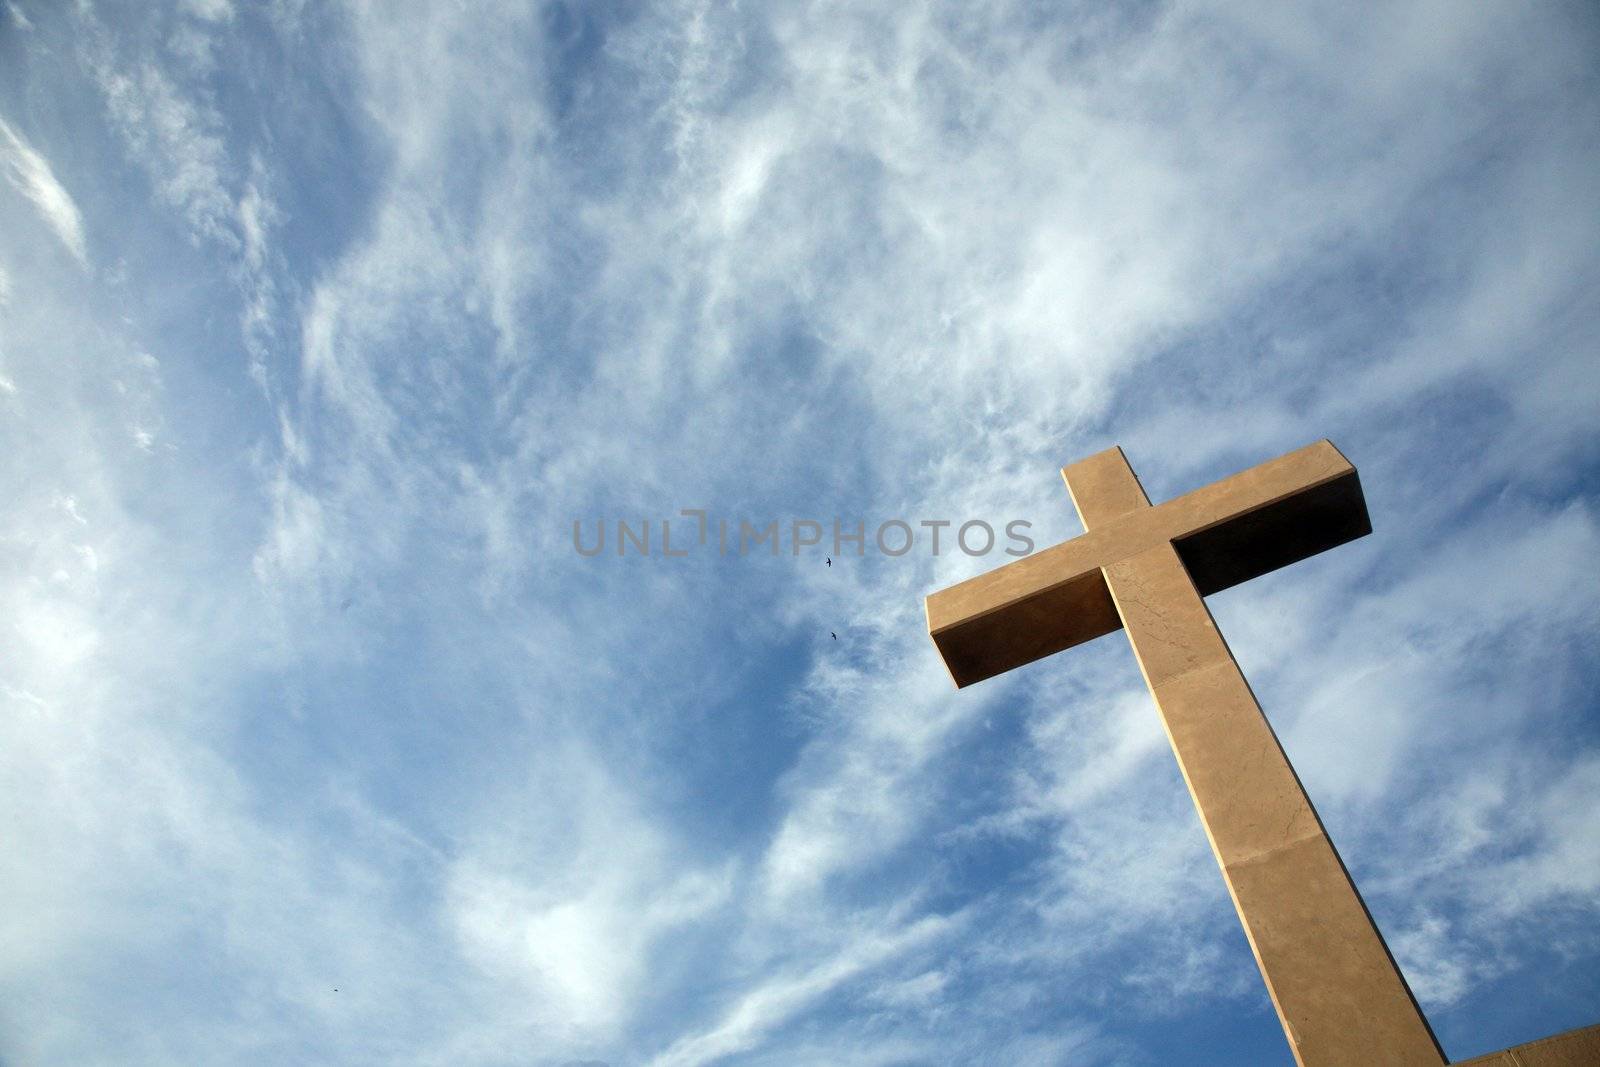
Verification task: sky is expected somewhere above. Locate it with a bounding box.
[1,1,1597,1064]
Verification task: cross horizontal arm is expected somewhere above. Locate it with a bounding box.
[926,440,1370,688]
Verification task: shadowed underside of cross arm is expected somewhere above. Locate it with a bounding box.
[926,440,1371,688]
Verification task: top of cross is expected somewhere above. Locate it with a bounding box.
[925,440,1371,687]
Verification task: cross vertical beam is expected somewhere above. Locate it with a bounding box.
[1066,447,1442,1065]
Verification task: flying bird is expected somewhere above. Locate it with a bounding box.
[826,557,832,567]
[831,631,837,640]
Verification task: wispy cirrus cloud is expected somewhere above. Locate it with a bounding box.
[76,6,239,248]
[0,116,87,265]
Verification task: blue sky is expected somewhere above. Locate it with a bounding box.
[1,1,1598,1064]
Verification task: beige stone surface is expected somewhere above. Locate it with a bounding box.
[1104,542,1229,687]
[1062,445,1152,526]
[1147,657,1322,868]
[1451,1023,1600,1065]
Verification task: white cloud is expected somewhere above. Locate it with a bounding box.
[77,10,239,247]
[445,744,734,1042]
[0,117,88,265]
[760,651,970,901]
[1385,912,1483,1007]
[183,0,234,21]
[649,912,954,1067]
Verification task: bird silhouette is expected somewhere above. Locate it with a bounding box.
[825,557,832,567]
[831,631,837,640]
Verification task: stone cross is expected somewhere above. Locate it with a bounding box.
[926,440,1445,1066]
